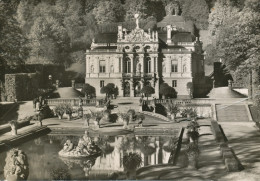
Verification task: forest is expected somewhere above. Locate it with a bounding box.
[0,0,259,91]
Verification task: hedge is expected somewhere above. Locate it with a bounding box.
[5,73,39,101]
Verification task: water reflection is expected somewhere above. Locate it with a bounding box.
[0,134,178,180]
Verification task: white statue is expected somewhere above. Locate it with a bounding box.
[134,13,140,29]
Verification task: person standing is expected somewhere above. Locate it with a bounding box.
[33,97,37,112]
[35,98,40,111]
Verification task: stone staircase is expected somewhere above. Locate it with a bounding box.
[216,104,250,122]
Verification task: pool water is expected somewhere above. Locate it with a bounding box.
[0,134,178,180]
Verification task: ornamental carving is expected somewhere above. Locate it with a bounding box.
[125,28,151,42]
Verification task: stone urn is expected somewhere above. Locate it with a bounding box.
[187,114,191,121]
[9,121,17,136]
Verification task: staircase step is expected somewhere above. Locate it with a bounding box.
[216,105,249,122]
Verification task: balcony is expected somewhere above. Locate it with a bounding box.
[122,72,154,78]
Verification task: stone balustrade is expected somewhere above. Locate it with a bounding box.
[46,98,105,107]
[144,98,214,106]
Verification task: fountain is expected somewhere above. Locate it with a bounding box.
[58,131,102,158]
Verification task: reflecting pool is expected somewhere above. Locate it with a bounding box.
[0,133,178,180]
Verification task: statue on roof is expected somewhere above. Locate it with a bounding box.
[165,1,180,16]
[134,13,140,29]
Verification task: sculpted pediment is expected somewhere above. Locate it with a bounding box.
[124,28,151,42]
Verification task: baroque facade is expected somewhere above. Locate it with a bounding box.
[86,5,205,98]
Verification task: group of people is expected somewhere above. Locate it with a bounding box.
[33,96,47,112]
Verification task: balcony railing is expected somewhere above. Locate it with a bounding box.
[122,73,154,78]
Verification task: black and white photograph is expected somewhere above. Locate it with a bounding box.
[0,0,259,180]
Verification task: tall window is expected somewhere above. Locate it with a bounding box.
[171,60,178,72]
[119,58,121,72]
[100,80,104,88]
[172,80,177,87]
[125,58,131,73]
[99,60,106,73]
[147,58,151,73]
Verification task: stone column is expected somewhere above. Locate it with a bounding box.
[129,55,134,74]
[150,55,155,73]
[95,56,99,73]
[155,56,158,73]
[166,56,171,73]
[106,57,109,73]
[130,80,134,97]
[86,56,89,74]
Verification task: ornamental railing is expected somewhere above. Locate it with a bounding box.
[46,98,105,107]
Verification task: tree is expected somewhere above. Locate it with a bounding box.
[141,86,155,100]
[124,0,148,21]
[100,83,115,99]
[182,0,209,29]
[0,0,29,69]
[159,83,177,99]
[93,0,124,24]
[81,83,96,98]
[212,0,260,98]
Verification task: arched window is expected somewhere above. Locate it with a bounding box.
[125,57,131,73]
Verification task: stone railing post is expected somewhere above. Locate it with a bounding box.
[228,80,232,90]
[71,80,75,88]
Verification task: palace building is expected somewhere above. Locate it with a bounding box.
[85,2,206,98]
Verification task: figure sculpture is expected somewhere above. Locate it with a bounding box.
[59,132,101,158]
[4,148,29,181]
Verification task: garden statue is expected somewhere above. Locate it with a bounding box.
[4,148,29,181]
[9,120,17,135]
[59,132,101,158]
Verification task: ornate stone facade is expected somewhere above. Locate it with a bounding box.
[86,14,205,98]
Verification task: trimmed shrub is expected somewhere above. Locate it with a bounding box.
[127,109,136,122]
[181,107,197,118]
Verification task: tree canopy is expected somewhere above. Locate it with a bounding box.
[159,83,177,98]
